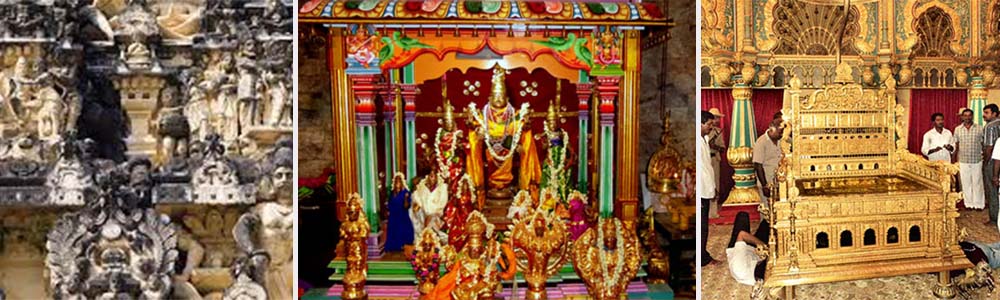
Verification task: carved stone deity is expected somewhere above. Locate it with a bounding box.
[513,209,570,300]
[46,163,178,299]
[263,70,290,127]
[155,86,191,166]
[571,218,641,300]
[467,64,542,201]
[341,193,370,300]
[232,139,293,299]
[237,41,262,127]
[451,211,501,300]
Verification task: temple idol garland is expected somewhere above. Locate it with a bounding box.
[566,190,591,241]
[232,138,294,300]
[539,83,573,200]
[386,172,414,252]
[341,194,370,300]
[434,96,467,194]
[410,170,449,243]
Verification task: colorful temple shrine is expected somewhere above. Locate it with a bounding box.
[296,0,691,299]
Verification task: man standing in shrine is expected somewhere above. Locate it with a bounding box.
[921,112,954,163]
[952,108,984,210]
[707,108,726,219]
[698,110,719,266]
[984,104,1000,226]
[753,112,784,208]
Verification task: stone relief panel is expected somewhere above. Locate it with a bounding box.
[0,0,292,298]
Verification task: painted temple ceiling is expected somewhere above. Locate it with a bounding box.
[299,0,668,25]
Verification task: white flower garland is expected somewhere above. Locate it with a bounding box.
[542,130,569,192]
[596,220,626,290]
[434,127,462,178]
[469,102,530,165]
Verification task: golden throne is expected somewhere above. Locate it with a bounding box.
[763,63,972,298]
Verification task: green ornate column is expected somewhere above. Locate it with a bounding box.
[349,74,382,233]
[576,82,593,191]
[724,77,761,206]
[971,76,987,125]
[596,76,620,218]
[400,84,417,182]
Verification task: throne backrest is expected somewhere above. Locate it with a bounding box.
[786,81,897,179]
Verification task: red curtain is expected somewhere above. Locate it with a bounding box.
[907,89,968,159]
[701,89,784,203]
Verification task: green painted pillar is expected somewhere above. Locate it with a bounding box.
[724,77,761,206]
[381,82,397,181]
[350,74,381,232]
[596,76,620,218]
[401,84,417,183]
[576,82,593,191]
[971,76,987,125]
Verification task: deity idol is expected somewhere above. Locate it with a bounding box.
[467,64,542,201]
[451,211,502,300]
[410,170,449,243]
[435,97,466,191]
[443,175,476,249]
[571,218,641,300]
[513,209,570,300]
[566,190,590,241]
[341,193,369,300]
[410,228,443,298]
[507,190,533,223]
[539,83,573,200]
[386,172,414,252]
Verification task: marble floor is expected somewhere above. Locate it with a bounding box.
[701,209,1000,300]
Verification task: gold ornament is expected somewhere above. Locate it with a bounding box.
[341,193,369,300]
[451,211,501,300]
[647,112,682,194]
[513,209,570,300]
[571,218,641,300]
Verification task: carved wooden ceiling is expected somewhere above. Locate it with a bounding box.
[771,0,860,56]
[912,7,955,57]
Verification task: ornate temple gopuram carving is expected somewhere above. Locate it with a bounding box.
[0,0,292,298]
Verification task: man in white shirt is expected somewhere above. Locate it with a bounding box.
[699,110,719,266]
[921,112,954,162]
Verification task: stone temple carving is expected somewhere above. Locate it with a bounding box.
[46,163,178,299]
[0,0,292,297]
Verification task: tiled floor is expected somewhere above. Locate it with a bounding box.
[701,209,1000,299]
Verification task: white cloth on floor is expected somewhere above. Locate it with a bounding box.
[726,241,761,286]
[960,162,985,209]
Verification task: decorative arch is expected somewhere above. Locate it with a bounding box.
[911,7,956,57]
[900,1,965,55]
[985,0,1000,57]
[760,0,873,55]
[770,0,861,56]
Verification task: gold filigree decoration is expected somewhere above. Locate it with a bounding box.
[771,0,860,56]
[701,0,733,53]
[899,0,966,55]
[911,7,956,57]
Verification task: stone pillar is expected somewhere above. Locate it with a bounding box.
[971,76,987,125]
[596,76,619,218]
[575,82,593,191]
[723,77,761,212]
[115,75,166,158]
[329,28,359,221]
[400,84,418,182]
[616,30,641,225]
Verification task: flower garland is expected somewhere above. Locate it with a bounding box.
[541,130,569,195]
[596,220,626,291]
[469,102,529,165]
[434,127,462,179]
[410,247,441,281]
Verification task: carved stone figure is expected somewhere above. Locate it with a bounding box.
[341,193,369,300]
[156,2,203,41]
[156,86,191,166]
[231,138,293,299]
[46,135,91,205]
[45,163,179,299]
[263,71,290,127]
